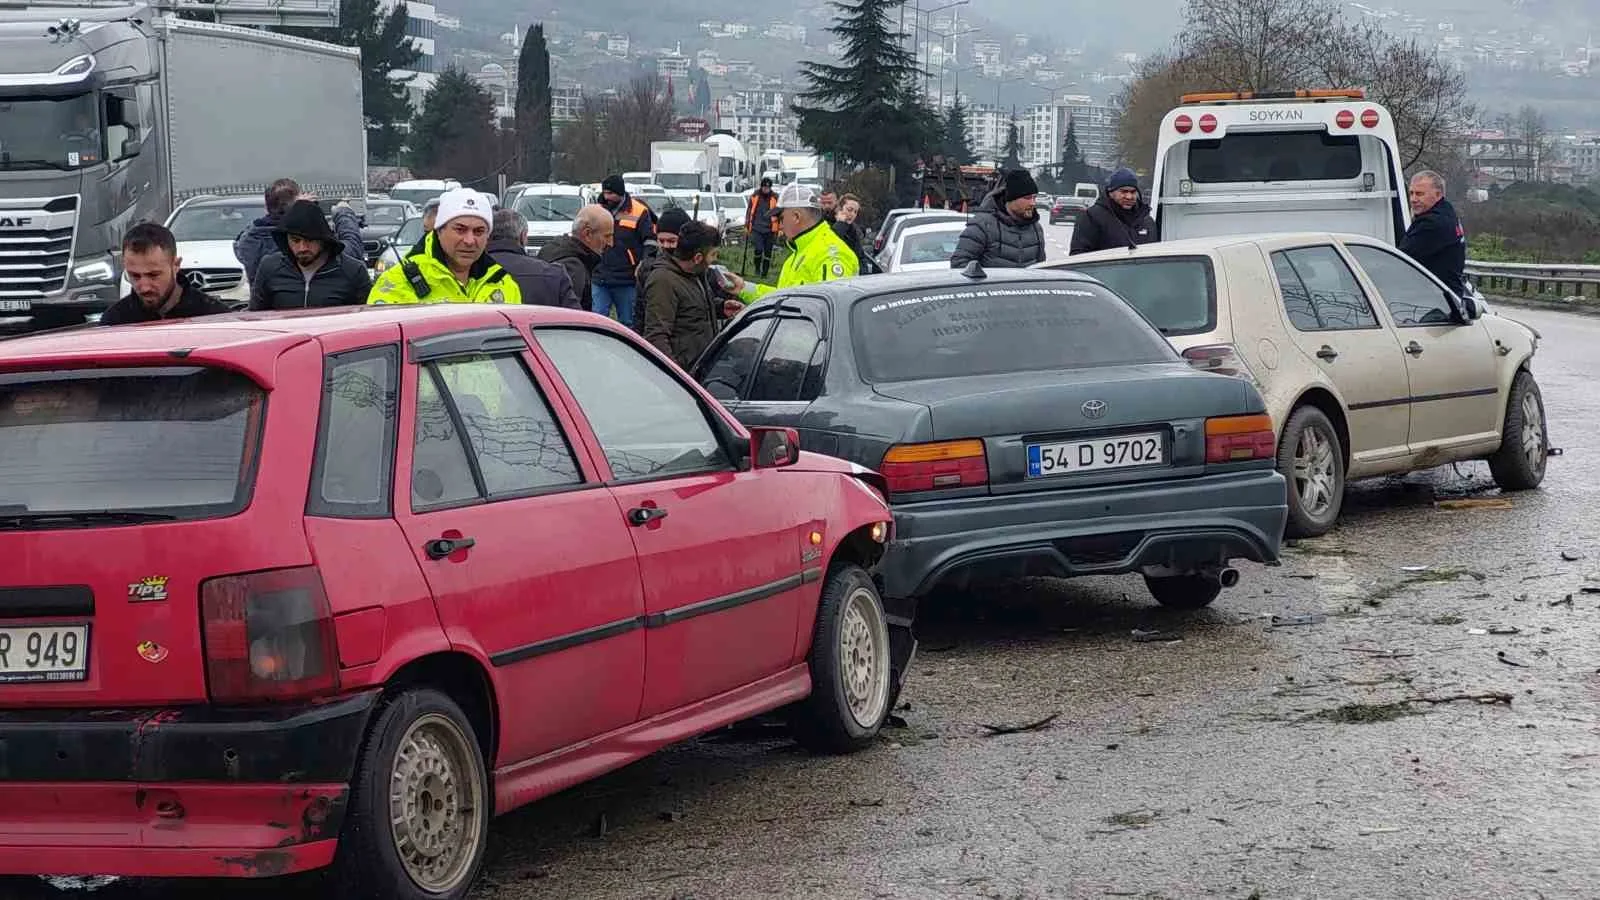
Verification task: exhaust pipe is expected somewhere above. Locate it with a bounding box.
[1199,566,1240,589]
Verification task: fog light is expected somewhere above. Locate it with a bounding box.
[870,521,888,543]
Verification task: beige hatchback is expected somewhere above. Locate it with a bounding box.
[1041,232,1548,537]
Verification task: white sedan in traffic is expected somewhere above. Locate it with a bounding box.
[881,221,969,273]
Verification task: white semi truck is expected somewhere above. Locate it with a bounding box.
[0,2,365,323]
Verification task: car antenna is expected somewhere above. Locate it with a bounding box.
[960,260,986,280]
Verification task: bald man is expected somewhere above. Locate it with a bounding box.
[538,206,614,313]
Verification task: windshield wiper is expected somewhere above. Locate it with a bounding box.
[0,510,180,529]
[0,159,72,172]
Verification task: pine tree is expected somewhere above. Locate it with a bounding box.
[1001,121,1024,170]
[793,0,934,171]
[1060,117,1085,185]
[944,101,975,164]
[514,23,554,182]
[410,67,501,184]
[282,0,420,163]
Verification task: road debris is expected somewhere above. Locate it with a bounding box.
[1358,826,1404,836]
[1468,625,1521,635]
[1497,651,1529,668]
[848,797,886,808]
[1099,809,1161,831]
[1401,565,1432,573]
[1343,647,1416,658]
[1417,692,1514,706]
[1131,628,1183,643]
[980,712,1060,737]
[1550,594,1575,607]
[1562,550,1586,561]
[658,810,685,823]
[1270,614,1326,627]
[1580,586,1600,595]
[1436,497,1514,510]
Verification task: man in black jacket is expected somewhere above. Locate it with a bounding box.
[591,174,656,327]
[1398,170,1467,297]
[950,169,1046,268]
[487,208,579,307]
[248,200,372,310]
[102,223,232,325]
[641,222,744,369]
[1070,168,1157,256]
[538,206,613,311]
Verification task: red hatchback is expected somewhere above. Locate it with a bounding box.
[0,305,903,898]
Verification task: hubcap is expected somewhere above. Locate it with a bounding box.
[838,587,890,729]
[1292,425,1338,517]
[389,713,483,893]
[1520,391,1546,471]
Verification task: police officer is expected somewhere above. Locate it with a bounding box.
[368,188,522,305]
[727,183,859,303]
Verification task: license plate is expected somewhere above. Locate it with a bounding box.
[0,624,89,683]
[0,300,31,312]
[1027,432,1166,477]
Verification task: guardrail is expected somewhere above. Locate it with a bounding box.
[1466,260,1600,300]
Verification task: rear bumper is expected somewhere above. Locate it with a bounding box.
[0,690,376,877]
[880,468,1288,598]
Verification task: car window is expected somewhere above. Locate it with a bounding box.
[394,217,424,246]
[169,204,260,242]
[852,280,1176,382]
[1187,132,1362,183]
[1271,253,1322,331]
[899,230,963,266]
[0,365,263,522]
[1347,245,1456,326]
[1272,246,1377,331]
[749,317,822,402]
[411,369,481,510]
[695,317,775,402]
[310,346,398,517]
[1066,256,1216,336]
[430,355,581,497]
[538,329,732,481]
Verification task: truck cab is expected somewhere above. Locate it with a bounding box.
[1149,89,1409,245]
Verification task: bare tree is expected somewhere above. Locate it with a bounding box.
[1513,105,1549,182]
[1181,0,1340,92]
[552,94,613,183]
[1114,51,1211,172]
[604,75,677,174]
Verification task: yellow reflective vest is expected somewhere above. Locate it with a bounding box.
[367,234,522,305]
[738,219,859,302]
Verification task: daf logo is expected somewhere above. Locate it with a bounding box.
[0,217,34,229]
[1081,400,1108,419]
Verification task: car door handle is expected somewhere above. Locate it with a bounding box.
[1405,341,1424,356]
[627,506,668,526]
[1315,345,1338,361]
[425,536,476,559]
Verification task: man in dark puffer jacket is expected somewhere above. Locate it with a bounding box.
[248,200,371,310]
[1070,167,1157,255]
[949,168,1045,268]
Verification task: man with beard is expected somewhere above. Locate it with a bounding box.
[248,200,372,309]
[641,222,744,368]
[1070,168,1157,255]
[950,168,1046,268]
[102,223,232,325]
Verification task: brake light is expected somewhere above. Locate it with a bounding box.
[1205,414,1277,463]
[1198,113,1218,133]
[880,439,987,495]
[1173,114,1193,134]
[1181,343,1256,381]
[1335,109,1355,129]
[1360,108,1380,128]
[201,566,340,704]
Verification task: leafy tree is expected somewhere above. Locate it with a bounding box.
[514,23,554,182]
[410,67,502,186]
[943,101,975,165]
[1059,117,1085,185]
[794,0,934,177]
[282,0,421,163]
[689,67,713,118]
[1001,121,1024,171]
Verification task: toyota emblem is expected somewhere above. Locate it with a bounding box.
[1081,400,1108,419]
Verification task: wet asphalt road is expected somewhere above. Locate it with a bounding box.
[10,232,1600,899]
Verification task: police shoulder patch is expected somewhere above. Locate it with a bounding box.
[831,262,844,277]
[490,289,505,304]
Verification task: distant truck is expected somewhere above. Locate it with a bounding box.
[649,141,717,192]
[705,131,752,193]
[0,3,366,323]
[1073,182,1100,201]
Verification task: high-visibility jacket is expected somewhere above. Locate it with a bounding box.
[367,233,522,305]
[738,219,859,302]
[594,196,655,285]
[745,191,779,234]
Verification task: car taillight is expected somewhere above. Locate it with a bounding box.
[1205,414,1277,463]
[1198,113,1218,133]
[201,566,340,704]
[1335,109,1355,129]
[1174,114,1194,134]
[1360,108,1380,128]
[880,439,987,495]
[1181,343,1256,381]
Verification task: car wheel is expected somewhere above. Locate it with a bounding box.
[332,688,489,900]
[1488,369,1547,491]
[1278,406,1345,539]
[1143,574,1223,609]
[789,564,893,754]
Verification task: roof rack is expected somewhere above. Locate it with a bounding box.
[0,0,338,27]
[1180,88,1366,105]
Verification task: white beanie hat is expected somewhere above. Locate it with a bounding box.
[434,188,492,230]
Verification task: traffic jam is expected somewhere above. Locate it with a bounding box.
[0,81,1555,900]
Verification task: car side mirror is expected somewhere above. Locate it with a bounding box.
[751,426,800,469]
[118,135,142,159]
[1459,293,1482,322]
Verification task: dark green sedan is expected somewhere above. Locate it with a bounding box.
[690,265,1288,611]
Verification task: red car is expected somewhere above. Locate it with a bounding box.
[0,304,903,898]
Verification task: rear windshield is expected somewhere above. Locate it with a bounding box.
[851,281,1176,382]
[1065,256,1217,336]
[900,230,963,265]
[1187,131,1362,183]
[0,366,264,520]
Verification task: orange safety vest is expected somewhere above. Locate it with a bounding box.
[746,192,778,233]
[615,196,649,267]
